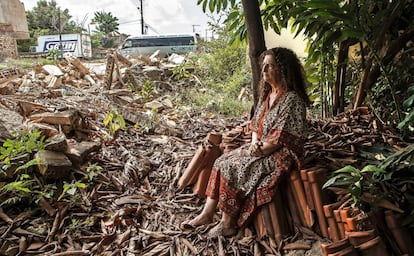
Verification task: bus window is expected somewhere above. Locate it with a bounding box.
[119,34,197,57]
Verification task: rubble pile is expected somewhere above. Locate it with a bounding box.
[0,53,248,255]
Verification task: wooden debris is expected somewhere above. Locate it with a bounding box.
[0,52,411,256]
[29,110,80,126]
[34,151,72,178]
[64,140,101,165]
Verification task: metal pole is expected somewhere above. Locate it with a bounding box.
[58,11,63,60]
[192,24,200,33]
[140,0,144,34]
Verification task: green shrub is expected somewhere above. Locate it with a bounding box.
[180,18,252,117]
[178,87,251,116]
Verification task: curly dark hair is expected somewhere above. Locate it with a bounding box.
[258,47,311,106]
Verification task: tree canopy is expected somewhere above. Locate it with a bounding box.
[91,11,120,48]
[26,0,80,35]
[92,11,119,36]
[197,0,414,133]
[18,0,81,52]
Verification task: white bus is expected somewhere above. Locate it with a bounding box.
[118,34,198,57]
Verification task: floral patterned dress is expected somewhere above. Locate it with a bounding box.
[205,91,307,227]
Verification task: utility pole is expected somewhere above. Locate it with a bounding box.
[58,10,63,60]
[139,0,144,34]
[192,24,200,33]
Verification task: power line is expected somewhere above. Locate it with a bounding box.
[127,0,160,35]
[119,19,141,25]
[144,22,159,34]
[118,19,159,35]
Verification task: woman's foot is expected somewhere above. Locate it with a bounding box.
[207,221,238,238]
[180,213,213,230]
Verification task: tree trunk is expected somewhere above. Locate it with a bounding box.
[353,1,407,109]
[241,0,266,111]
[353,29,414,109]
[333,41,350,115]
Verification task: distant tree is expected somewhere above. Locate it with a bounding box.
[197,0,414,124]
[17,0,82,52]
[26,0,80,35]
[92,11,119,48]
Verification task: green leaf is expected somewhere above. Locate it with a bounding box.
[331,180,355,187]
[341,28,364,40]
[103,112,113,126]
[76,181,87,189]
[66,186,77,196]
[227,10,239,20]
[17,186,32,193]
[216,0,222,13]
[15,158,43,173]
[222,0,228,9]
[355,180,361,189]
[209,0,216,13]
[403,95,414,109]
[303,0,340,10]
[361,165,385,174]
[333,165,359,174]
[397,111,414,130]
[323,30,342,49]
[202,0,208,13]
[322,176,338,189]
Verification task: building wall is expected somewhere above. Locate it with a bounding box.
[0,0,29,58]
[0,0,29,39]
[0,34,18,60]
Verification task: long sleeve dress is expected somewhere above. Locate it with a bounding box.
[205,91,307,227]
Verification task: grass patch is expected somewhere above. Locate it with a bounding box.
[178,87,252,117]
[0,57,54,70]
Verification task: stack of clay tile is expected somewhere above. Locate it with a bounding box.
[178,106,412,255]
[319,207,414,255]
[301,107,412,256]
[178,121,252,196]
[177,132,222,196]
[220,121,252,153]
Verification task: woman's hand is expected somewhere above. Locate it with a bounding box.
[249,141,263,157]
[248,141,281,157]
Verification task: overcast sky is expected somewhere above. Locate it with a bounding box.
[20,0,214,37]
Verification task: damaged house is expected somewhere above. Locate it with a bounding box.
[0,0,29,59]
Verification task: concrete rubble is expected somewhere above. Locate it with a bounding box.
[0,52,192,180]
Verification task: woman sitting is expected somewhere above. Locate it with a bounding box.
[181,47,311,237]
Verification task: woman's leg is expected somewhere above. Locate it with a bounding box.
[207,211,238,237]
[221,211,236,228]
[181,197,218,228]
